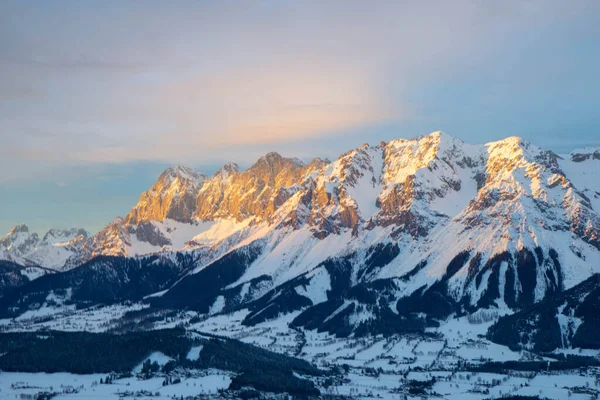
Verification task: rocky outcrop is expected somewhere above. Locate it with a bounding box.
[570,147,600,162]
[41,228,89,245]
[79,218,131,260]
[194,153,329,221]
[125,166,206,224]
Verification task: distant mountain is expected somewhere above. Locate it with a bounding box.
[0,253,196,317]
[3,131,600,341]
[0,258,54,298]
[0,225,89,270]
[569,146,600,163]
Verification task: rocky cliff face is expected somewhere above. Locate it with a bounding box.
[122,154,329,226]
[271,132,485,239]
[125,166,206,225]
[194,153,329,221]
[79,218,131,261]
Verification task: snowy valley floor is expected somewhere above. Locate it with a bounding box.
[1,303,599,399]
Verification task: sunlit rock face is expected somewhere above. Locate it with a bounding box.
[194,153,329,222]
[125,166,206,225]
[79,217,131,261]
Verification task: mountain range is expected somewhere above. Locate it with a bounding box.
[0,225,89,271]
[1,131,599,343]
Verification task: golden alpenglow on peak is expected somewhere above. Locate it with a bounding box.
[125,166,206,225]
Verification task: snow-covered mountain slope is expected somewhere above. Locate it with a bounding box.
[0,225,89,270]
[71,217,254,268]
[560,147,600,213]
[6,131,600,334]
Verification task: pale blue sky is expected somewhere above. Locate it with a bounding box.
[1,1,599,234]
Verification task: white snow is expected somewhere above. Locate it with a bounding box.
[209,295,226,315]
[0,371,231,399]
[188,218,252,246]
[186,345,203,361]
[343,146,384,221]
[133,352,173,373]
[559,154,600,212]
[556,302,584,348]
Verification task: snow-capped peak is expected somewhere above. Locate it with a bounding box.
[7,224,30,235]
[1,225,38,256]
[255,151,304,168]
[218,162,240,176]
[569,146,600,162]
[0,225,89,270]
[41,228,89,245]
[162,165,204,182]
